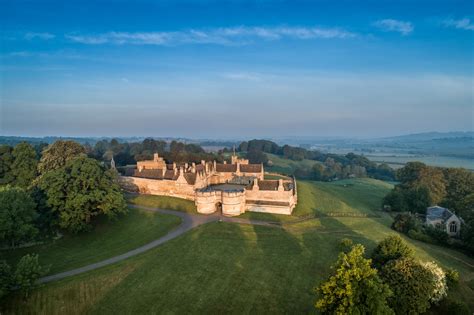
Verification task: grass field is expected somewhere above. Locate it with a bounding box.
[3,178,473,314]
[3,208,181,275]
[365,154,474,170]
[126,193,197,213]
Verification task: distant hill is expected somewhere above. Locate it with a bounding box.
[377,131,474,142]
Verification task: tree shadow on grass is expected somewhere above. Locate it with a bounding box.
[91,222,257,314]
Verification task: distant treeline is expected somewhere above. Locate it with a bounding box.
[87,138,223,166]
[237,139,396,181]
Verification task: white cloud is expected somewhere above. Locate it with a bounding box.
[24,32,55,40]
[221,72,264,82]
[443,18,474,31]
[65,26,356,46]
[374,19,413,35]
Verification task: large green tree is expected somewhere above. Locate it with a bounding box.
[11,142,38,188]
[38,156,127,233]
[381,258,435,314]
[0,260,12,299]
[316,244,394,314]
[0,186,38,248]
[442,168,474,217]
[371,235,414,268]
[0,145,15,185]
[38,140,86,174]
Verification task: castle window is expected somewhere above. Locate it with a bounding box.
[449,221,457,233]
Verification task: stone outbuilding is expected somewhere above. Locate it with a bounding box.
[425,206,463,237]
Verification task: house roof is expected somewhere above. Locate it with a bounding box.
[426,206,456,223]
[257,180,279,191]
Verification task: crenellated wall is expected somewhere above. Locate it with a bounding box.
[119,154,297,217]
[221,191,246,216]
[120,176,196,200]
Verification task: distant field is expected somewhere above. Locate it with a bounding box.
[3,208,181,275]
[366,154,474,170]
[4,178,473,314]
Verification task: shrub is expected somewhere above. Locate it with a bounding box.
[420,261,447,303]
[381,258,434,314]
[425,225,449,245]
[338,238,353,252]
[391,213,420,234]
[445,268,459,287]
[407,229,433,243]
[371,235,414,268]
[14,254,48,298]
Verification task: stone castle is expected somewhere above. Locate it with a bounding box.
[120,153,297,216]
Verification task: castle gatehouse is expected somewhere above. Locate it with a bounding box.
[119,153,297,216]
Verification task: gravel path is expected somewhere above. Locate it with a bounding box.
[39,205,278,284]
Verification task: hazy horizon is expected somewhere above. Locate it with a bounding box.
[1,1,473,138]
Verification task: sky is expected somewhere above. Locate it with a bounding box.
[0,0,473,139]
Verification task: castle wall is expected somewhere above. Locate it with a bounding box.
[222,191,246,216]
[120,176,196,200]
[195,191,219,214]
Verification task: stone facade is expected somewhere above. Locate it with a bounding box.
[119,153,297,216]
[425,206,462,237]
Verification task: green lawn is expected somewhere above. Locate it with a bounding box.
[2,208,181,275]
[126,193,197,214]
[3,178,473,314]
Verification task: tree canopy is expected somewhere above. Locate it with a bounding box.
[0,186,38,248]
[11,142,37,188]
[316,244,394,314]
[38,156,127,233]
[38,140,86,174]
[381,257,435,314]
[371,235,414,268]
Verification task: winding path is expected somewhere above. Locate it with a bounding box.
[39,205,278,284]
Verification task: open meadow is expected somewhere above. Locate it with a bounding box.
[3,177,473,314]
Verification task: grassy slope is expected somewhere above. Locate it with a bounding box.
[4,178,473,313]
[3,208,181,275]
[266,153,320,175]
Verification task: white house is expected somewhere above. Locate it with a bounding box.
[425,206,462,237]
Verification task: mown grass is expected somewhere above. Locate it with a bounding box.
[3,178,473,313]
[2,208,181,275]
[126,193,197,213]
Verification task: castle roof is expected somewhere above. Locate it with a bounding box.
[216,164,237,172]
[240,164,262,173]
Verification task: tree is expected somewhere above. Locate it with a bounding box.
[442,168,474,218]
[0,186,38,248]
[14,254,47,298]
[371,235,414,268]
[381,258,435,314]
[11,142,38,188]
[316,244,394,314]
[38,140,86,174]
[247,149,268,165]
[0,260,12,299]
[0,145,15,185]
[38,156,127,233]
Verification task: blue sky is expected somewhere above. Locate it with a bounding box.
[1,0,473,138]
